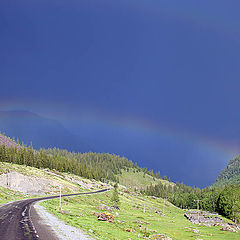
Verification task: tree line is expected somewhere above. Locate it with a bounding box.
[142,181,240,223]
[1,140,239,223]
[0,144,162,183]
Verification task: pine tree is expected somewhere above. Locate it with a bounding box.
[111,183,120,207]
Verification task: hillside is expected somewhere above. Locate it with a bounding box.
[0,133,18,148]
[118,168,173,190]
[1,133,240,231]
[215,155,240,186]
[0,162,239,240]
[0,161,103,204]
[0,135,168,186]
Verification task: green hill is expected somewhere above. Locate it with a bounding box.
[0,133,170,188]
[215,155,240,187]
[0,133,240,239]
[118,168,173,190]
[0,161,239,240]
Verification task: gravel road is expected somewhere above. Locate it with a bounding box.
[34,201,95,240]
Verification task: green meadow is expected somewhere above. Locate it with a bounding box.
[42,189,240,240]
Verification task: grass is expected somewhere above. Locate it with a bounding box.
[0,185,29,205]
[118,169,173,190]
[0,162,239,239]
[41,189,240,240]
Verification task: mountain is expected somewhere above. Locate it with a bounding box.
[214,154,240,186]
[0,110,91,151]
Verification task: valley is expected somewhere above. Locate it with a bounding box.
[0,133,239,239]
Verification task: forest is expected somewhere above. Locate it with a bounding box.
[0,143,239,223]
[142,181,240,223]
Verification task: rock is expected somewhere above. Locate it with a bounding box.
[151,234,172,240]
[134,220,150,225]
[97,204,112,212]
[111,205,120,210]
[125,228,136,233]
[184,227,200,234]
[220,226,238,233]
[94,212,114,223]
[184,210,223,226]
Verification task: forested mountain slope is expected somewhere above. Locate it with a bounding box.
[0,133,165,186]
[0,133,18,148]
[215,155,240,186]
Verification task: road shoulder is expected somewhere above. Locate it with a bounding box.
[32,201,95,240]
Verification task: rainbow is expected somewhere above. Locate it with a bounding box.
[0,99,238,158]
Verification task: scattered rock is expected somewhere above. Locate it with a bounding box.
[125,228,136,233]
[184,210,222,225]
[184,227,200,234]
[185,210,239,232]
[151,234,172,240]
[134,220,150,225]
[220,226,238,233]
[111,205,120,210]
[97,204,112,212]
[94,212,114,223]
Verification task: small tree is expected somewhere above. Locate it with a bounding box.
[111,183,120,207]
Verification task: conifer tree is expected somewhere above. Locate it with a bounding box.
[111,183,120,207]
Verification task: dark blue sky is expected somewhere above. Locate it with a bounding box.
[1,0,240,187]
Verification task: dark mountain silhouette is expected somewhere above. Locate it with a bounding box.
[0,110,91,152]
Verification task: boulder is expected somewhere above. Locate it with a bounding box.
[93,212,114,223]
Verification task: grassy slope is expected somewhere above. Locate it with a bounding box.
[0,185,27,205]
[118,169,173,189]
[0,162,239,240]
[0,162,103,203]
[42,189,240,240]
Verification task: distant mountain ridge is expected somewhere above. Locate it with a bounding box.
[0,110,91,152]
[214,154,240,186]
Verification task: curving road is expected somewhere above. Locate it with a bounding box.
[0,189,110,240]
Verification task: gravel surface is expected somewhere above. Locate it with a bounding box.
[34,201,95,240]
